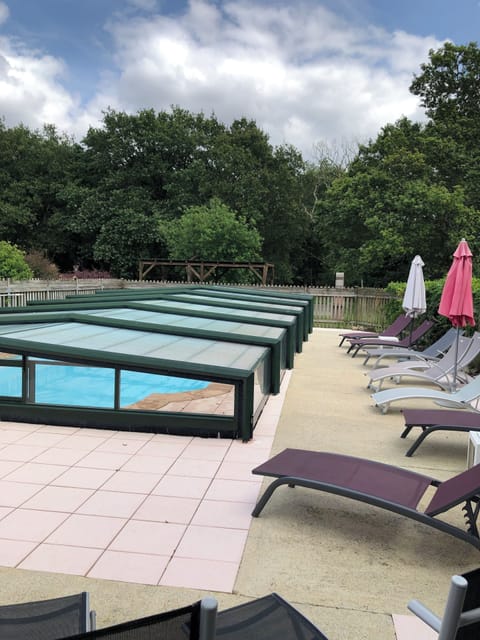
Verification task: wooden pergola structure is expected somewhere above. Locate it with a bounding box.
[138,260,275,284]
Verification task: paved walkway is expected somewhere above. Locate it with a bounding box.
[0,374,288,592]
[1,329,479,639]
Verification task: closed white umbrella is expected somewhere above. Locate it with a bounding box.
[402,255,427,345]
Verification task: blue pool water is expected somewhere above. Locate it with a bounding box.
[0,363,209,408]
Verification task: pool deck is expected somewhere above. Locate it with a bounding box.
[0,328,479,639]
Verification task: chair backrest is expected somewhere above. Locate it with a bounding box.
[423,336,473,378]
[425,463,480,517]
[56,601,204,639]
[452,374,480,403]
[216,593,328,639]
[457,332,480,370]
[422,327,462,357]
[400,319,434,347]
[0,592,93,640]
[382,314,412,337]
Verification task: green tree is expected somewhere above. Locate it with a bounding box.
[316,118,478,286]
[162,198,262,281]
[0,241,33,279]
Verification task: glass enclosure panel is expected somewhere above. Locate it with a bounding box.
[120,371,209,409]
[0,356,22,398]
[122,371,234,416]
[253,354,271,413]
[33,362,116,408]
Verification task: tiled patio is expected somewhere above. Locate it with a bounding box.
[0,372,289,593]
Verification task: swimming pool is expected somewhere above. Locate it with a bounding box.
[0,362,209,409]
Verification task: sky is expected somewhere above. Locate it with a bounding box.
[0,0,479,160]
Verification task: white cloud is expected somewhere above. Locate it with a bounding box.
[0,2,9,25]
[0,0,443,157]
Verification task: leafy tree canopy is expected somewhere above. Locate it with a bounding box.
[162,197,262,264]
[0,241,33,280]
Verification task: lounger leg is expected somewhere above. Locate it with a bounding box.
[252,478,295,517]
[405,428,431,457]
[400,425,414,438]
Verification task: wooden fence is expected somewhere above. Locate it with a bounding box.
[0,279,394,329]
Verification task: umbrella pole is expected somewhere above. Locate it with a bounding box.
[451,327,460,391]
[408,317,414,346]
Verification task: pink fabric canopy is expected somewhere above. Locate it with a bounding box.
[438,239,475,328]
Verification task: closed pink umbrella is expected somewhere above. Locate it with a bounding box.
[438,238,475,389]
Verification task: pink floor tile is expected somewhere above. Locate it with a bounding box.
[32,448,89,466]
[76,491,147,518]
[52,467,115,489]
[46,514,127,548]
[95,439,147,455]
[16,432,70,447]
[100,470,164,494]
[88,550,170,585]
[54,435,107,451]
[109,432,154,441]
[121,455,176,474]
[167,458,221,478]
[0,509,69,541]
[0,460,23,478]
[38,425,80,435]
[0,444,48,462]
[253,419,280,436]
[0,422,38,431]
[215,460,262,481]
[0,480,43,507]
[0,539,38,566]
[19,543,102,575]
[160,557,238,592]
[3,462,69,484]
[216,458,266,482]
[133,495,200,524]
[153,475,211,499]
[21,486,94,512]
[181,443,228,461]
[108,520,185,556]
[205,478,262,503]
[175,525,248,562]
[223,443,273,464]
[0,430,28,444]
[191,500,253,529]
[74,451,133,470]
[0,506,13,519]
[392,614,437,639]
[135,441,190,457]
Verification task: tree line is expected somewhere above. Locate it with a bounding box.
[1,42,480,286]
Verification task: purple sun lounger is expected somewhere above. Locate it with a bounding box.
[338,313,411,347]
[252,448,480,549]
[347,319,434,357]
[401,408,480,457]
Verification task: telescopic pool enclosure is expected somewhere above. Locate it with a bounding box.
[0,286,313,440]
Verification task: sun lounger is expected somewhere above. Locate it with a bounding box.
[48,593,328,640]
[363,327,460,367]
[366,334,480,392]
[347,319,434,357]
[252,448,480,549]
[0,592,96,639]
[338,314,411,347]
[408,567,480,640]
[401,408,480,457]
[371,371,480,414]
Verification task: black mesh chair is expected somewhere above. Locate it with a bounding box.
[50,594,327,640]
[0,592,96,639]
[216,593,327,639]
[408,567,480,639]
[57,600,209,640]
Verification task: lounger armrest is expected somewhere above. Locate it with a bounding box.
[407,600,441,632]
